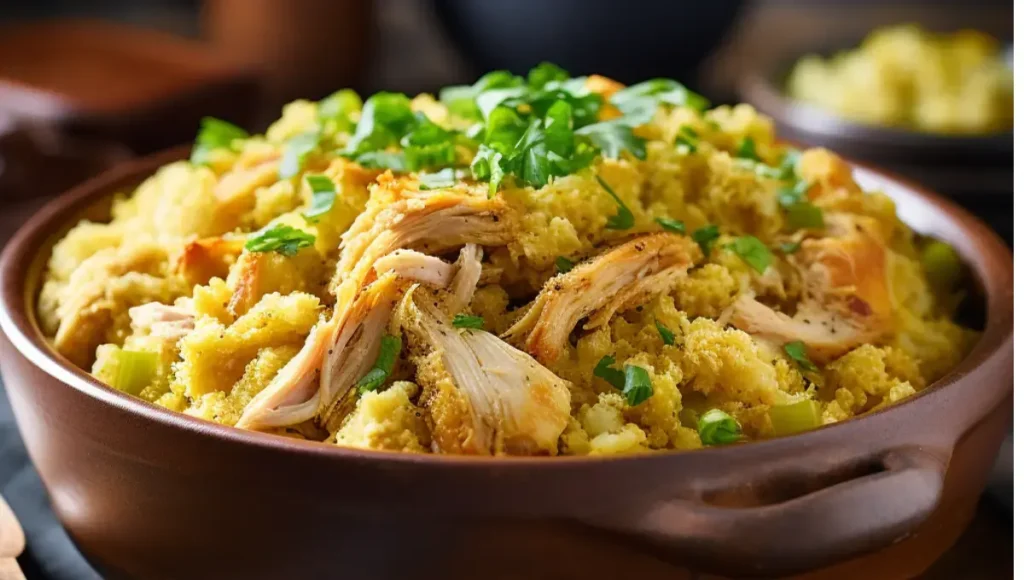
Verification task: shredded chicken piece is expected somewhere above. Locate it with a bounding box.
[400,288,571,455]
[237,188,511,431]
[373,250,455,289]
[503,233,698,364]
[730,214,893,362]
[128,302,195,342]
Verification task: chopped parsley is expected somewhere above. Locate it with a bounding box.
[622,365,654,406]
[575,119,647,160]
[356,334,402,394]
[527,61,570,89]
[692,224,720,256]
[777,180,824,230]
[655,216,687,234]
[318,88,362,134]
[675,126,700,153]
[596,175,634,230]
[655,320,675,346]
[727,235,774,274]
[779,240,802,254]
[189,117,248,165]
[302,174,337,222]
[783,340,818,372]
[698,409,743,445]
[245,224,315,257]
[419,168,459,190]
[610,78,710,124]
[737,136,759,161]
[593,355,625,390]
[279,131,320,179]
[555,256,575,274]
[452,313,485,329]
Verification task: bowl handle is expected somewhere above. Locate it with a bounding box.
[588,446,948,577]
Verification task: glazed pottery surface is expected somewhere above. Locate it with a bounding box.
[0,149,1012,579]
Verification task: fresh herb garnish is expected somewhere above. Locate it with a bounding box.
[528,61,570,89]
[675,126,700,153]
[727,235,774,274]
[737,136,760,161]
[318,89,362,133]
[280,131,320,179]
[452,313,485,329]
[344,92,417,157]
[779,240,802,254]
[555,256,575,274]
[419,168,459,190]
[655,320,675,346]
[593,355,626,390]
[777,180,824,230]
[302,174,336,222]
[783,340,818,372]
[692,224,720,256]
[189,117,248,165]
[596,175,634,230]
[777,148,802,180]
[356,334,402,394]
[698,409,743,445]
[245,224,315,257]
[575,119,647,160]
[655,216,687,234]
[622,365,654,406]
[353,150,408,171]
[400,112,457,171]
[610,78,710,124]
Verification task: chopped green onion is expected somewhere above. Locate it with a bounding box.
[113,350,159,396]
[302,174,336,223]
[779,240,802,254]
[452,313,485,329]
[279,131,320,179]
[622,365,654,406]
[777,180,811,207]
[419,168,459,190]
[737,136,759,161]
[727,235,774,274]
[596,175,634,230]
[593,355,625,390]
[783,340,818,372]
[245,224,315,257]
[692,224,720,256]
[785,202,825,230]
[921,239,963,290]
[655,320,675,346]
[698,409,743,445]
[189,117,248,165]
[555,256,575,274]
[357,334,402,394]
[655,216,687,234]
[769,399,822,436]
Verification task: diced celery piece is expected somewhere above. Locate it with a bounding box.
[769,399,822,436]
[113,350,159,396]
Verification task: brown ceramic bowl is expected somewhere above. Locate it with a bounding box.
[0,148,1013,580]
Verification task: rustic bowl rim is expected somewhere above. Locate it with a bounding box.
[0,146,1013,468]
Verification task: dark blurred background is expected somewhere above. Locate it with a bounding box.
[0,1,1013,578]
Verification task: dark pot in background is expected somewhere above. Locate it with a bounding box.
[432,0,747,85]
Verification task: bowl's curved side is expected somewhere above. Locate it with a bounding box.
[0,148,1013,579]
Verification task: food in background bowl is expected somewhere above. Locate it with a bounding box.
[788,24,1013,134]
[39,63,975,457]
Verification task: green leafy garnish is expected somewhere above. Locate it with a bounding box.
[622,365,654,406]
[189,117,248,165]
[452,313,485,329]
[555,256,575,274]
[113,350,159,396]
[655,216,687,234]
[779,240,802,254]
[575,120,647,160]
[318,89,362,133]
[440,70,523,120]
[655,320,675,346]
[356,334,402,394]
[593,355,625,390]
[419,168,459,190]
[344,92,417,156]
[354,151,407,171]
[777,148,802,180]
[280,131,320,179]
[727,235,774,274]
[596,175,634,230]
[245,224,315,257]
[770,399,822,436]
[737,136,759,161]
[610,78,710,124]
[692,224,720,256]
[302,174,337,222]
[528,61,570,89]
[675,126,700,153]
[401,112,457,171]
[783,340,818,372]
[698,409,743,446]
[777,180,824,230]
